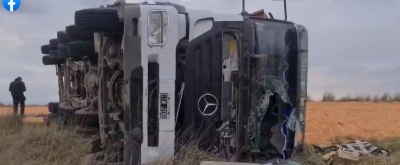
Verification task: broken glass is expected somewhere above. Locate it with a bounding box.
[247,20,299,159]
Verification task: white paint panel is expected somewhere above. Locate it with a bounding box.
[213,13,243,22]
[187,8,243,41]
[192,18,213,39]
[139,4,182,164]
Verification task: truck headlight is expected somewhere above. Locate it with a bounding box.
[148,10,168,46]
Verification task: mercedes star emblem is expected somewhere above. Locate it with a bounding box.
[197,93,219,116]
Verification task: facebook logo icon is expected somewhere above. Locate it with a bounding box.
[2,0,20,12]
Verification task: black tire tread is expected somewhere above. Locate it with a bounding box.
[48,102,60,113]
[68,41,96,58]
[41,44,50,54]
[49,50,57,56]
[57,44,70,59]
[42,55,63,65]
[75,8,121,32]
[49,39,59,49]
[66,25,94,41]
[57,31,70,43]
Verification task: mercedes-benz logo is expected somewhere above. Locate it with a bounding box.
[197,93,219,116]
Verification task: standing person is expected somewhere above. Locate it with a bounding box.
[9,77,26,116]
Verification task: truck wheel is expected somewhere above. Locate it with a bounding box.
[57,31,70,44]
[45,113,59,127]
[41,44,50,54]
[49,50,61,59]
[49,39,59,49]
[68,41,96,58]
[75,8,121,33]
[42,55,63,65]
[57,44,70,59]
[48,102,60,113]
[58,105,79,126]
[66,25,93,41]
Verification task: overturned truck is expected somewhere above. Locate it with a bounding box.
[40,1,308,164]
[41,24,99,132]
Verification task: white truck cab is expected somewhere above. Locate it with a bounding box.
[73,0,308,164]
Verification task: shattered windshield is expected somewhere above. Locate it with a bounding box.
[247,19,299,156]
[250,20,297,109]
[254,20,297,96]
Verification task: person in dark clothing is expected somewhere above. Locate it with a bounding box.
[9,77,26,116]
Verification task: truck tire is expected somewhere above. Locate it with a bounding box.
[49,39,59,49]
[50,49,68,59]
[48,102,60,113]
[75,107,99,128]
[41,44,50,54]
[66,25,93,41]
[75,8,121,33]
[42,55,63,65]
[49,50,60,59]
[57,31,70,44]
[45,113,59,127]
[58,104,79,126]
[57,44,70,59]
[68,41,96,58]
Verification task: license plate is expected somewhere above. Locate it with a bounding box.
[159,93,169,119]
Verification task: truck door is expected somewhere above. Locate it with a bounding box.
[183,20,242,150]
[184,20,223,149]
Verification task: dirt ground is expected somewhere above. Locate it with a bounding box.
[306,102,400,144]
[1,102,400,145]
[0,106,49,123]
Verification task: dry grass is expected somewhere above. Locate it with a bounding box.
[0,102,400,164]
[321,92,400,102]
[291,137,400,165]
[149,142,223,165]
[0,113,222,165]
[171,143,223,165]
[0,115,91,165]
[292,145,325,165]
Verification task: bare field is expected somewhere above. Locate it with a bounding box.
[0,106,49,123]
[306,102,400,144]
[1,102,400,144]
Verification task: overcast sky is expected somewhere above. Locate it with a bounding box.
[0,0,399,104]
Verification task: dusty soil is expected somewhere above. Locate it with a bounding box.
[306,102,400,144]
[0,106,49,123]
[1,102,400,144]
